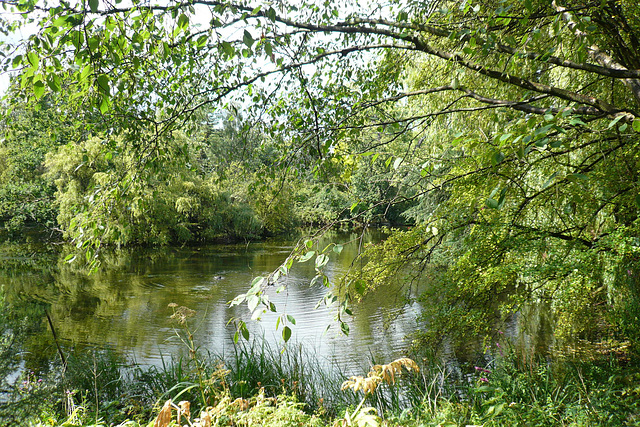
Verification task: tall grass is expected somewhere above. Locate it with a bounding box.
[218,338,353,415]
[4,335,640,426]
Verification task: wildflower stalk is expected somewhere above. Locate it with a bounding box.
[168,303,208,408]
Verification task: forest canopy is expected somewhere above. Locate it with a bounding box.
[1,0,640,350]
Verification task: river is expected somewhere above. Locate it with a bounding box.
[1,230,426,375]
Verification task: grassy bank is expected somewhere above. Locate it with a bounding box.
[2,335,639,427]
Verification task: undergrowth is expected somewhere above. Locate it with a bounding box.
[2,305,639,426]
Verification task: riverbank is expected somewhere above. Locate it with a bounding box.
[3,337,639,427]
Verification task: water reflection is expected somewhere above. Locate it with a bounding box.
[1,231,422,374]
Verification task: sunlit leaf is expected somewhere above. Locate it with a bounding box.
[33,80,45,98]
[247,295,260,312]
[299,250,315,263]
[608,115,623,129]
[315,253,329,269]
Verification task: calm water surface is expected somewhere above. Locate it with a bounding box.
[2,231,424,373]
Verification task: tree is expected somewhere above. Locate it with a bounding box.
[0,96,78,234]
[2,0,640,348]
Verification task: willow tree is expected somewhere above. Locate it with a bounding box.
[2,0,640,348]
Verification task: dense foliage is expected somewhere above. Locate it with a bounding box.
[1,0,640,362]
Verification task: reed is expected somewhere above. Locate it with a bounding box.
[221,338,352,415]
[5,333,639,426]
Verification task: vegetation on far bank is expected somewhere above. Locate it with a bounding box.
[0,101,404,246]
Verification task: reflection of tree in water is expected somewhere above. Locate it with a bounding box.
[0,286,59,424]
[2,243,253,361]
[2,231,427,374]
[0,242,59,380]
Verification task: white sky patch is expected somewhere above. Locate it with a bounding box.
[0,3,41,96]
[0,0,385,100]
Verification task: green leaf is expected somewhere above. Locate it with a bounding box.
[497,188,507,209]
[96,74,110,95]
[485,198,499,209]
[251,308,263,320]
[608,115,623,129]
[178,13,189,29]
[286,314,296,325]
[310,274,323,287]
[491,151,505,166]
[542,172,558,189]
[249,276,265,293]
[88,0,99,13]
[247,295,260,312]
[33,80,45,98]
[230,294,245,307]
[635,194,640,209]
[241,323,250,340]
[534,124,553,137]
[299,250,315,263]
[333,244,343,254]
[27,51,39,70]
[266,7,277,22]
[567,173,588,182]
[196,34,208,47]
[12,54,22,68]
[243,30,254,48]
[569,117,586,126]
[98,95,109,114]
[354,279,367,295]
[535,137,549,148]
[340,321,350,335]
[315,253,329,269]
[221,41,235,58]
[52,16,70,28]
[46,74,61,92]
[80,64,92,81]
[633,118,640,132]
[283,326,292,342]
[498,133,511,143]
